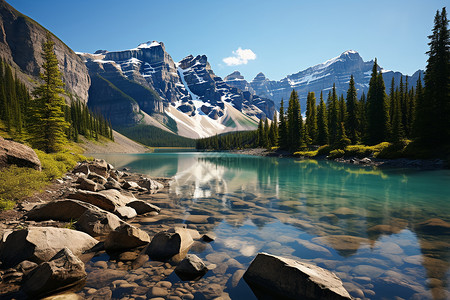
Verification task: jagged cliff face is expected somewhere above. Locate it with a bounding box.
[0,0,90,103]
[225,50,424,110]
[81,43,276,138]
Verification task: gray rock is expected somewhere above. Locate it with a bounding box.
[202,232,216,242]
[87,173,108,185]
[146,227,194,261]
[25,199,100,222]
[17,260,38,275]
[138,178,164,191]
[76,209,124,237]
[22,248,87,297]
[243,252,352,300]
[114,206,137,219]
[73,163,89,175]
[104,177,121,190]
[88,159,109,178]
[126,200,161,214]
[122,181,140,190]
[78,177,100,192]
[175,254,208,280]
[104,224,150,252]
[0,136,41,170]
[0,227,98,268]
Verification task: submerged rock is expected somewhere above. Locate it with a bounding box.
[243,252,352,300]
[22,248,87,297]
[175,254,208,280]
[416,218,450,234]
[104,224,150,252]
[146,227,194,261]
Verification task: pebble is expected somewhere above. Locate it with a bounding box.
[147,287,168,298]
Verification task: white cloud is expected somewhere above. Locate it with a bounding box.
[223,47,256,66]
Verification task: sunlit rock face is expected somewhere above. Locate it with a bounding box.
[79,43,275,138]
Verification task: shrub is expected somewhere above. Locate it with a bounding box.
[293,150,318,157]
[317,145,332,156]
[328,149,345,159]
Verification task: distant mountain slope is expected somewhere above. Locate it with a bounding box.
[79,42,275,138]
[0,0,90,103]
[225,50,424,110]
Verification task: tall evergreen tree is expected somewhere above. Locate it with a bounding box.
[416,8,450,145]
[28,32,69,152]
[278,99,288,150]
[346,75,360,144]
[305,92,317,144]
[327,84,339,145]
[268,112,278,147]
[391,87,404,143]
[287,89,302,151]
[317,91,329,145]
[366,59,391,145]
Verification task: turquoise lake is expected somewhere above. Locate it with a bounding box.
[91,152,450,299]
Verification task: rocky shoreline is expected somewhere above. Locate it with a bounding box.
[231,148,447,170]
[0,158,352,300]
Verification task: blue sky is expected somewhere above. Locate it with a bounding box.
[8,0,448,81]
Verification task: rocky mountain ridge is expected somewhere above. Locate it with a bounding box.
[225,50,424,110]
[79,42,275,138]
[0,0,90,103]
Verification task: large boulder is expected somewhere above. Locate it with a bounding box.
[67,189,133,212]
[243,253,352,300]
[146,227,194,261]
[126,200,161,214]
[25,199,100,222]
[88,159,109,178]
[22,248,87,298]
[0,136,41,171]
[0,227,98,268]
[104,224,150,252]
[76,209,124,237]
[138,178,164,192]
[104,177,121,190]
[175,254,208,280]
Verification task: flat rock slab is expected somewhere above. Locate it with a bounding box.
[25,199,100,222]
[243,252,352,300]
[0,227,98,268]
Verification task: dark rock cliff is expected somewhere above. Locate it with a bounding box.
[0,0,90,103]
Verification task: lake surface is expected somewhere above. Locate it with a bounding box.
[91,152,450,300]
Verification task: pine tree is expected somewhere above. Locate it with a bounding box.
[327,84,339,145]
[305,92,317,144]
[416,8,450,145]
[391,87,404,143]
[338,94,347,125]
[278,99,288,150]
[268,112,278,147]
[264,117,270,148]
[366,59,391,145]
[287,89,302,151]
[317,91,329,145]
[346,75,360,144]
[28,32,69,153]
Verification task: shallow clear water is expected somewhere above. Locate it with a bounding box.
[93,152,450,299]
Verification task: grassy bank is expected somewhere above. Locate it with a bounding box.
[294,140,450,162]
[0,143,88,210]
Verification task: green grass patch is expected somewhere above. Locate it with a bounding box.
[0,143,87,210]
